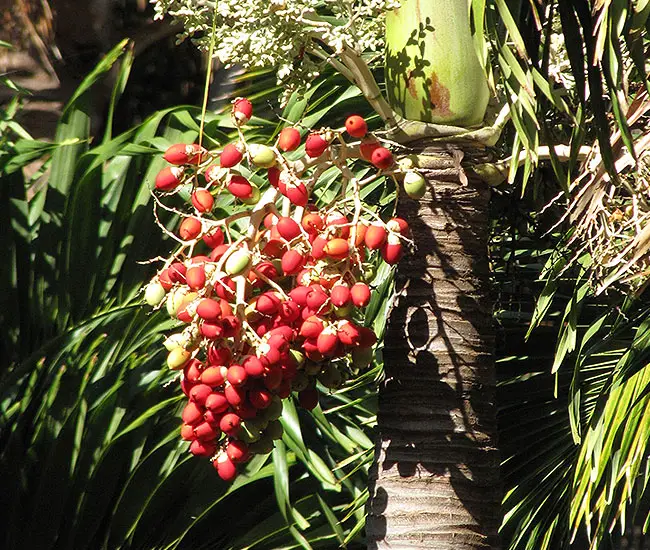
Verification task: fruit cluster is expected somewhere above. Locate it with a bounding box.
[143,98,412,481]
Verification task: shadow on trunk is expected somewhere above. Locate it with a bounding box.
[367,146,502,549]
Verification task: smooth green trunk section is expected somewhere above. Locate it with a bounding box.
[385,0,489,126]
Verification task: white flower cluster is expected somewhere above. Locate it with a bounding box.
[151,0,399,102]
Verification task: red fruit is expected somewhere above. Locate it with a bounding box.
[201,365,227,386]
[276,217,301,241]
[201,322,223,339]
[326,213,350,238]
[249,388,272,409]
[317,329,339,356]
[351,282,371,307]
[196,299,221,322]
[191,189,214,213]
[233,97,253,125]
[182,402,203,425]
[158,269,173,291]
[179,217,202,240]
[311,235,328,259]
[387,217,410,236]
[298,388,319,410]
[256,292,281,315]
[267,166,281,187]
[227,365,248,387]
[220,142,244,168]
[330,284,351,307]
[203,227,225,248]
[365,224,387,249]
[283,181,309,207]
[190,439,216,457]
[164,143,204,165]
[214,453,238,481]
[358,326,378,348]
[263,366,283,389]
[227,175,253,199]
[180,424,195,441]
[345,115,368,138]
[186,264,206,290]
[371,147,394,170]
[208,345,232,366]
[263,212,278,229]
[221,316,241,338]
[354,222,368,247]
[155,166,184,191]
[302,213,324,234]
[381,242,404,264]
[194,421,218,441]
[242,355,265,377]
[190,384,213,406]
[323,238,349,260]
[306,286,329,311]
[300,316,324,339]
[225,384,246,407]
[288,285,311,306]
[279,301,301,322]
[359,137,380,161]
[168,262,187,283]
[281,249,306,275]
[305,133,329,158]
[226,440,250,463]
[220,413,241,436]
[276,379,292,399]
[215,276,236,300]
[184,359,203,382]
[278,127,301,152]
[205,392,229,412]
[338,320,361,346]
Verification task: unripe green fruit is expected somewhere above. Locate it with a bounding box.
[163,332,186,351]
[144,282,166,306]
[225,249,252,276]
[166,288,186,318]
[241,184,261,205]
[167,347,191,370]
[248,144,276,168]
[403,170,427,200]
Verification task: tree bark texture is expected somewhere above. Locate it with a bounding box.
[366,146,502,549]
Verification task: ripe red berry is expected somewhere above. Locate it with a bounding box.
[365,224,388,249]
[227,440,250,463]
[359,137,380,161]
[276,217,301,241]
[179,217,202,240]
[180,424,195,441]
[220,143,244,168]
[190,384,213,406]
[182,402,203,425]
[233,98,253,125]
[190,439,216,457]
[381,242,404,264]
[351,282,371,307]
[370,147,394,170]
[249,388,273,409]
[215,453,238,481]
[305,133,329,158]
[186,264,206,290]
[227,175,253,199]
[205,392,229,412]
[323,238,349,260]
[242,355,265,377]
[278,127,301,152]
[163,143,204,165]
[203,227,224,248]
[155,166,184,191]
[345,115,368,138]
[281,249,306,275]
[330,284,351,307]
[220,413,242,436]
[194,421,218,441]
[227,364,248,387]
[283,181,309,207]
[302,212,324,233]
[196,299,221,322]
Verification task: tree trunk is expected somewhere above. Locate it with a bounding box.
[366,145,502,549]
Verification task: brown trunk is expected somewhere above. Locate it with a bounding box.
[366,146,502,549]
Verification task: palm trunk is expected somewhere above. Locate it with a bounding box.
[366,146,501,549]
